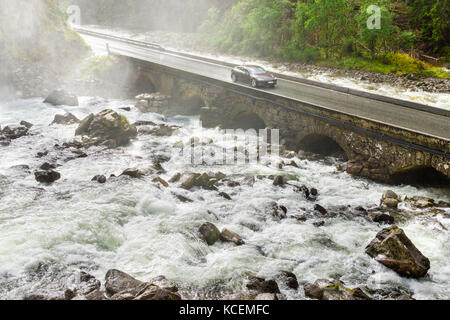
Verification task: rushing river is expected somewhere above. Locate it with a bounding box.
[0,97,449,300]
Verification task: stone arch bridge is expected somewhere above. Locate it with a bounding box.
[123,57,450,185]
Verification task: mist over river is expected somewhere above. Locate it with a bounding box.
[0,97,449,300]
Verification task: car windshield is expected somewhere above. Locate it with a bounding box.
[247,67,266,75]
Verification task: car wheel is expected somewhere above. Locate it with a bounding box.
[231,73,237,83]
[251,79,257,88]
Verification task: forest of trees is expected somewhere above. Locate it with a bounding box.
[198,0,449,75]
[60,0,449,77]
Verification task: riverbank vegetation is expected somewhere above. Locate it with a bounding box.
[198,0,449,78]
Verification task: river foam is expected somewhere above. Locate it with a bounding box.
[0,97,449,299]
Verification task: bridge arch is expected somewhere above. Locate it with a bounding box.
[228,110,267,130]
[391,166,450,187]
[298,133,348,159]
[132,73,157,96]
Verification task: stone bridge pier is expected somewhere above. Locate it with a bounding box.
[128,60,450,185]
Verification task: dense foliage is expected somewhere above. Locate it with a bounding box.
[198,0,449,77]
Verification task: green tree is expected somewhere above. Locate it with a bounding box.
[357,1,396,58]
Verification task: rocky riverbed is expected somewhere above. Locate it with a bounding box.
[0,93,449,300]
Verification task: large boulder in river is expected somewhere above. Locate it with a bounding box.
[104,269,181,300]
[199,222,220,246]
[381,190,399,209]
[220,229,245,246]
[246,276,280,294]
[75,109,137,147]
[1,125,29,140]
[51,113,80,125]
[104,269,146,297]
[44,89,79,106]
[34,170,61,183]
[365,226,430,278]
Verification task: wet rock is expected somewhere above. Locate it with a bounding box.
[436,201,450,208]
[180,172,199,190]
[134,120,157,127]
[0,136,10,146]
[36,151,48,158]
[381,190,399,209]
[39,162,56,171]
[410,196,434,209]
[266,201,287,220]
[287,160,299,168]
[82,289,107,300]
[172,192,193,203]
[51,113,80,125]
[220,229,245,246]
[313,221,325,227]
[20,120,33,129]
[64,289,76,300]
[179,172,225,191]
[151,275,179,293]
[194,172,220,190]
[304,279,362,300]
[304,281,325,300]
[34,170,61,183]
[1,125,29,140]
[246,276,280,294]
[370,212,394,224]
[295,215,307,222]
[134,284,181,300]
[169,173,181,183]
[105,269,146,297]
[150,162,166,174]
[154,177,169,188]
[294,185,318,201]
[44,89,79,106]
[77,271,101,295]
[92,175,107,184]
[273,175,285,187]
[278,271,298,290]
[219,192,232,200]
[314,204,328,215]
[75,110,137,147]
[143,124,179,137]
[365,226,430,278]
[199,222,221,246]
[120,168,144,179]
[135,92,171,113]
